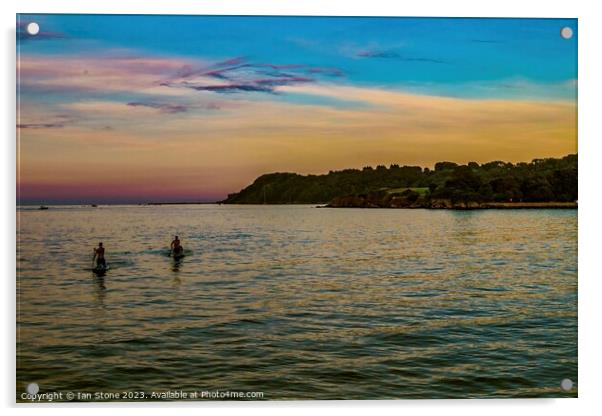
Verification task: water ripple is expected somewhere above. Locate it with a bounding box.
[17,205,577,399]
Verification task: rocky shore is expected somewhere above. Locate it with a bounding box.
[326,190,577,210]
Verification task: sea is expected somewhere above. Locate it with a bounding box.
[16,205,577,400]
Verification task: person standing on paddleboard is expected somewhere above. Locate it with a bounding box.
[93,242,106,268]
[171,236,183,257]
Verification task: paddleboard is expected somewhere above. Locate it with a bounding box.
[171,248,185,260]
[92,265,109,274]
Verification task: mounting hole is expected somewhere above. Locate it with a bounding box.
[560,378,573,391]
[26,382,39,395]
[26,22,40,36]
[560,27,573,40]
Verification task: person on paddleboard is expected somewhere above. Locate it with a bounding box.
[93,242,106,268]
[171,236,183,257]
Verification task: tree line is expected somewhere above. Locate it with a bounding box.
[222,154,577,205]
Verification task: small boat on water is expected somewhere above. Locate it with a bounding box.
[39,205,49,210]
[91,204,98,207]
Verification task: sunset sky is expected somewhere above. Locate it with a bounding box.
[17,15,577,204]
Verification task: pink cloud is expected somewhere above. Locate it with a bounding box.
[18,54,205,94]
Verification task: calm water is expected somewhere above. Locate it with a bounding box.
[16,205,577,400]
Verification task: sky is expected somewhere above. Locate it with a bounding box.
[17,15,577,204]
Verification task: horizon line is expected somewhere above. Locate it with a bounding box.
[17,152,577,205]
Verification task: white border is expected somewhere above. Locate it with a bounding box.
[3,0,586,18]
[3,1,601,415]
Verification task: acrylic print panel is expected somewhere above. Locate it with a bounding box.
[16,14,577,401]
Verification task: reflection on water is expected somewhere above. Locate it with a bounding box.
[92,276,106,308]
[16,205,577,399]
[171,257,183,273]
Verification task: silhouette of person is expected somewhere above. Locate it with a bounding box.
[93,242,106,268]
[171,236,183,257]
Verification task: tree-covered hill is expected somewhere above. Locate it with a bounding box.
[222,154,577,205]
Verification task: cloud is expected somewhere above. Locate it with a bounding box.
[17,122,64,129]
[184,75,315,94]
[18,80,576,205]
[16,102,81,130]
[127,101,189,114]
[18,54,206,96]
[203,68,233,80]
[169,57,248,81]
[305,67,345,77]
[161,57,343,95]
[256,63,304,70]
[357,50,446,64]
[126,101,222,113]
[393,78,578,101]
[187,84,273,93]
[216,56,247,67]
[18,50,347,103]
[19,52,346,101]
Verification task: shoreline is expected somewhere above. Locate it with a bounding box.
[145,202,219,205]
[323,201,577,210]
[474,202,576,209]
[18,202,578,209]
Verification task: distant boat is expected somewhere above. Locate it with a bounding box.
[39,205,49,210]
[91,204,98,207]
